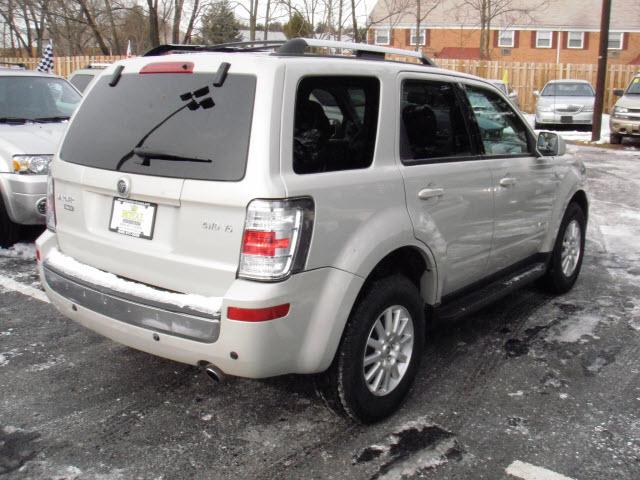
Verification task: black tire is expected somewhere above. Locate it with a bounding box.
[610,133,622,145]
[540,202,586,294]
[0,194,21,248]
[315,275,425,424]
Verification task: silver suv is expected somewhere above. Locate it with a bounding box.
[0,69,82,247]
[37,39,588,423]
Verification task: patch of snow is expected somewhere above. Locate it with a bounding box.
[559,393,569,400]
[0,242,36,259]
[546,314,601,343]
[508,390,524,397]
[0,354,7,366]
[376,438,457,480]
[506,460,576,480]
[46,248,222,316]
[201,414,213,421]
[525,114,611,144]
[26,355,64,372]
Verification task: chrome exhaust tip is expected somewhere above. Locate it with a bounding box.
[203,364,226,385]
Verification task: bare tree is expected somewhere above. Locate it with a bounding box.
[455,0,547,59]
[412,0,441,51]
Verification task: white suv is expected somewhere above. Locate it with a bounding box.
[37,39,588,423]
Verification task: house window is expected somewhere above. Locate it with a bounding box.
[498,30,515,48]
[410,29,427,46]
[374,29,390,45]
[608,32,624,50]
[536,31,553,48]
[567,31,584,49]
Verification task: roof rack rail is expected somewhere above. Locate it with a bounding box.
[0,61,26,69]
[143,37,437,67]
[278,38,436,66]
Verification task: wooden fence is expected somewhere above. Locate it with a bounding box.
[0,55,126,77]
[436,59,637,112]
[1,54,637,112]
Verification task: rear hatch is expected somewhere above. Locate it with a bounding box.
[53,57,273,297]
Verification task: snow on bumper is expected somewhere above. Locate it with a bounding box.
[36,231,364,378]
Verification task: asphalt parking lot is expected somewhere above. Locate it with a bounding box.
[1,144,640,480]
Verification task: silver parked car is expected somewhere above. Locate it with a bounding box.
[610,74,640,144]
[534,80,595,130]
[489,80,520,109]
[37,39,587,423]
[0,69,82,246]
[68,63,110,93]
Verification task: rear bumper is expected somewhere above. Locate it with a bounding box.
[0,173,47,224]
[535,111,593,125]
[37,230,364,378]
[610,116,640,136]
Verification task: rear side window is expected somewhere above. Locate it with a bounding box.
[60,72,256,181]
[400,80,472,163]
[293,76,379,174]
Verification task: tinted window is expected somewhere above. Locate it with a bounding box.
[69,73,94,92]
[400,80,472,162]
[541,83,594,97]
[294,76,379,174]
[465,85,531,156]
[0,76,81,119]
[60,73,256,181]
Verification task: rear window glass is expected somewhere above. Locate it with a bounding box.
[294,76,379,174]
[60,72,256,181]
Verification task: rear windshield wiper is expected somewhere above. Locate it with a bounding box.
[33,116,71,123]
[132,147,212,166]
[0,117,29,124]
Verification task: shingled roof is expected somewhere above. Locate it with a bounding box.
[369,0,640,31]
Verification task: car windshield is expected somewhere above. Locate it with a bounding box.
[626,78,640,95]
[0,76,81,120]
[541,83,594,97]
[69,73,95,93]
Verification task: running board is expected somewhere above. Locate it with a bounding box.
[434,262,548,322]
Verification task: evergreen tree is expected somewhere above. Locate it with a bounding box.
[200,1,242,44]
[283,12,313,39]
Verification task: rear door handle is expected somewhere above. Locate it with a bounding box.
[418,188,444,200]
[499,177,517,188]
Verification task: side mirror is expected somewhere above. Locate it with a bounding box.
[613,88,624,97]
[537,131,566,157]
[533,90,540,97]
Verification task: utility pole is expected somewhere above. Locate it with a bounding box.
[592,0,612,142]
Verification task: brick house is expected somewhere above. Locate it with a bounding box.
[367,0,640,64]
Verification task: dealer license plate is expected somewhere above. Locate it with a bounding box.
[109,198,157,240]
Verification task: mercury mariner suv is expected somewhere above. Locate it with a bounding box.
[37,39,588,423]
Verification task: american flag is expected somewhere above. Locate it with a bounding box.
[36,42,54,73]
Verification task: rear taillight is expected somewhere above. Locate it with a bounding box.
[46,174,56,232]
[238,198,314,281]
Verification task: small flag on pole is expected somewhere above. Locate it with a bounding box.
[36,41,54,73]
[126,40,133,58]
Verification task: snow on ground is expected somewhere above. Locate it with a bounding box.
[0,242,36,260]
[524,114,611,144]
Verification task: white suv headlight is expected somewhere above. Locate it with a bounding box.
[12,154,53,175]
